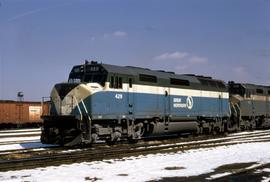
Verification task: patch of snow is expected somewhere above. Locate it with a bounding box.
[228,129,270,136]
[207,172,232,179]
[262,176,270,182]
[0,142,56,152]
[1,142,270,182]
[257,167,270,173]
[0,128,40,133]
[246,164,268,170]
[32,148,47,151]
[232,135,270,141]
[0,136,40,143]
[0,131,40,137]
[262,168,270,173]
[59,149,82,154]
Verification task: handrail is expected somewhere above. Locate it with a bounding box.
[41,96,52,116]
[81,99,91,122]
[74,97,83,120]
[81,99,92,143]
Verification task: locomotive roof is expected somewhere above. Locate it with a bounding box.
[235,83,270,90]
[100,63,224,84]
[72,61,227,91]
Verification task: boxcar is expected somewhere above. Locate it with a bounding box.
[0,100,49,128]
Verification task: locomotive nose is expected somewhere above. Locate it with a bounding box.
[51,82,102,116]
[54,83,80,100]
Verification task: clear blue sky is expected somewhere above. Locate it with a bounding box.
[0,0,269,101]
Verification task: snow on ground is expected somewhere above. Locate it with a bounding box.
[0,128,40,133]
[1,142,270,182]
[227,129,270,136]
[0,142,57,152]
[208,172,232,179]
[262,168,270,173]
[0,134,57,152]
[0,131,41,137]
[258,168,270,182]
[0,136,40,143]
[262,177,270,182]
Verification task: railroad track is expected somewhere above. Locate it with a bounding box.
[0,128,40,138]
[0,139,40,146]
[0,128,40,136]
[0,128,41,147]
[0,128,41,145]
[1,129,268,157]
[0,129,270,172]
[0,128,58,156]
[0,132,40,139]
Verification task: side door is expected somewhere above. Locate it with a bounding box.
[164,87,170,129]
[127,77,134,116]
[219,92,223,116]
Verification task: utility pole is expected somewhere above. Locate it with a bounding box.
[17,91,24,127]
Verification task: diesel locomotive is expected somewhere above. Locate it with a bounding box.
[41,61,270,146]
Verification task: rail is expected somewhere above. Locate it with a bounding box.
[0,129,270,172]
[74,97,83,120]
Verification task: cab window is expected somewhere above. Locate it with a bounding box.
[110,76,122,89]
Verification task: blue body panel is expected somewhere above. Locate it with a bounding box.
[75,91,230,120]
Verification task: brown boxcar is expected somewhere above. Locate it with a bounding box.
[0,100,49,128]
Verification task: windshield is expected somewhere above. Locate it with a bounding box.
[68,66,84,83]
[68,65,107,86]
[229,84,245,96]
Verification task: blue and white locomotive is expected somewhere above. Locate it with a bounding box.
[42,61,268,146]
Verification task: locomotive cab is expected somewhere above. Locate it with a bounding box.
[68,63,108,86]
[228,81,270,130]
[41,62,109,146]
